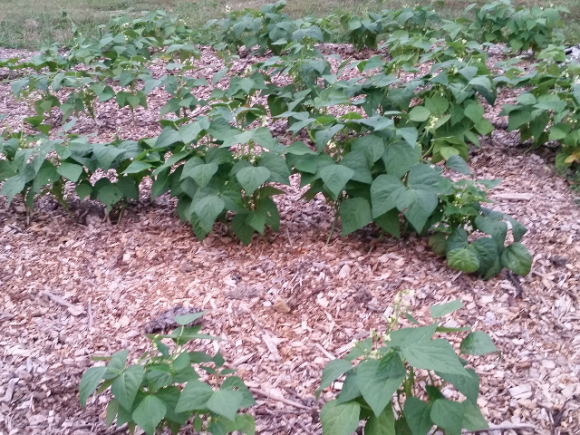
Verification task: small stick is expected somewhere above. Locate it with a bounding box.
[88,298,93,330]
[250,388,312,410]
[314,343,336,360]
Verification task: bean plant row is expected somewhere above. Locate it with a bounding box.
[3,0,575,279]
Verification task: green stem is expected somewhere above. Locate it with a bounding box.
[326,201,340,245]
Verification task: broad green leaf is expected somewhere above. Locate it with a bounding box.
[0,175,26,204]
[174,311,206,325]
[397,186,439,232]
[105,350,128,379]
[501,242,532,276]
[147,363,174,389]
[403,398,432,435]
[357,357,405,417]
[340,197,372,237]
[402,339,468,376]
[175,379,214,412]
[383,141,421,179]
[80,366,107,407]
[370,175,405,218]
[156,386,191,425]
[460,332,498,356]
[462,400,488,430]
[57,162,83,182]
[132,395,167,435]
[232,213,254,245]
[446,227,468,253]
[430,299,463,319]
[316,359,352,398]
[352,134,385,163]
[320,400,361,435]
[447,248,480,273]
[364,404,395,435]
[470,237,499,278]
[429,233,447,256]
[445,155,472,175]
[464,103,484,123]
[96,184,123,209]
[236,166,271,196]
[336,372,361,404]
[430,399,465,435]
[319,164,354,199]
[437,369,479,404]
[425,96,449,117]
[408,106,431,122]
[111,365,144,411]
[106,398,119,427]
[123,160,152,174]
[504,216,527,242]
[389,324,437,349]
[374,209,400,239]
[207,388,243,422]
[285,141,316,155]
[190,163,219,189]
[221,376,256,408]
[155,127,181,148]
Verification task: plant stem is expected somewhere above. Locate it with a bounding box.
[326,202,339,245]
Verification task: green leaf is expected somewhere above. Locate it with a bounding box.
[105,350,129,379]
[383,141,421,179]
[430,299,463,319]
[57,162,83,182]
[191,163,219,189]
[146,367,173,392]
[445,155,472,175]
[501,242,532,276]
[357,356,405,417]
[221,376,256,408]
[320,400,361,435]
[96,184,123,209]
[408,106,431,122]
[437,368,480,404]
[464,103,484,123]
[470,237,499,278]
[174,311,206,325]
[123,160,152,174]
[106,398,119,427]
[364,404,395,435]
[319,164,354,199]
[155,127,181,149]
[371,174,405,218]
[397,185,439,232]
[111,365,144,411]
[207,388,243,422]
[232,213,255,245]
[389,324,437,349]
[285,141,316,155]
[429,233,447,256]
[132,395,167,435]
[447,248,480,273]
[460,332,498,356]
[156,386,191,425]
[462,400,488,431]
[316,359,352,398]
[403,398,432,435]
[402,339,468,376]
[0,175,26,204]
[425,96,449,117]
[374,209,400,239]
[79,366,107,407]
[337,372,361,404]
[340,197,372,237]
[236,166,271,196]
[430,399,465,435]
[175,379,214,412]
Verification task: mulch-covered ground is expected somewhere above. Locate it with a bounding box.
[0,45,579,435]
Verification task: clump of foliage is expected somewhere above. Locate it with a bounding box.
[79,312,256,435]
[0,1,543,279]
[317,296,498,435]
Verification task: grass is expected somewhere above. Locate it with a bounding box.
[0,0,579,49]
